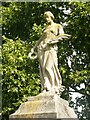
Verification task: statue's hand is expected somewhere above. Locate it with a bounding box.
[59,34,71,39]
[31,48,34,53]
[48,39,59,44]
[56,34,71,41]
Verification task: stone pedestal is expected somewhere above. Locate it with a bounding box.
[9,92,78,119]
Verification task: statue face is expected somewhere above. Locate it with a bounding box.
[44,13,53,24]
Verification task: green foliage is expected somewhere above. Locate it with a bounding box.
[2,36,41,119]
[2,2,69,40]
[2,2,90,120]
[60,2,90,120]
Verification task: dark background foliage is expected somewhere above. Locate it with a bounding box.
[1,2,90,120]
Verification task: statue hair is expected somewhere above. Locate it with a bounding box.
[44,11,54,20]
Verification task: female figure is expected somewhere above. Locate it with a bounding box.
[29,11,69,94]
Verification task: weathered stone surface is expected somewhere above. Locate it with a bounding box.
[9,92,78,119]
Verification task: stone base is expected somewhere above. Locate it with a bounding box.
[9,92,78,119]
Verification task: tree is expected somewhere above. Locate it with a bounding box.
[2,35,41,119]
[2,2,90,120]
[60,2,90,120]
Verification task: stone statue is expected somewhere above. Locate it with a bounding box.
[9,12,78,119]
[29,11,70,94]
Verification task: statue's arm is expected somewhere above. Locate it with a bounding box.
[48,25,64,44]
[58,24,64,35]
[31,37,42,52]
[48,25,70,44]
[57,25,71,40]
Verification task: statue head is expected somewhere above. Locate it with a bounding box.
[44,11,54,24]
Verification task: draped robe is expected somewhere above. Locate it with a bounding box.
[37,23,64,91]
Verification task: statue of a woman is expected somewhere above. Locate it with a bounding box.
[29,11,70,94]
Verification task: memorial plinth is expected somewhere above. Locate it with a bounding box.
[9,92,78,119]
